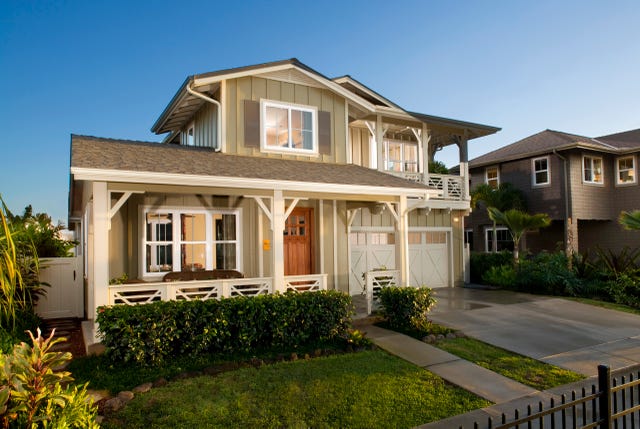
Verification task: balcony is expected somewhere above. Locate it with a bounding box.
[387,172,466,200]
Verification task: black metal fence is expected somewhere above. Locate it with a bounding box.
[465,364,640,429]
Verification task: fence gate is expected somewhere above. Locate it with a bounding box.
[36,257,84,319]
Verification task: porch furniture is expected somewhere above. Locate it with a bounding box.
[162,269,244,282]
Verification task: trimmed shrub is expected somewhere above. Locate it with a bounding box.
[470,251,513,283]
[97,290,353,366]
[482,265,517,288]
[607,273,640,308]
[378,286,436,332]
[514,252,581,295]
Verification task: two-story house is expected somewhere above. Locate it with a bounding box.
[465,128,640,255]
[68,59,499,348]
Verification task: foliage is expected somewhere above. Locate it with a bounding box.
[100,351,490,429]
[7,205,76,258]
[344,329,373,348]
[0,330,99,428]
[592,246,640,279]
[97,291,353,366]
[378,286,436,332]
[0,198,43,335]
[620,210,640,231]
[109,273,129,285]
[434,337,584,390]
[481,264,517,288]
[516,251,581,295]
[487,207,551,261]
[607,273,640,308]
[470,251,513,283]
[428,160,449,174]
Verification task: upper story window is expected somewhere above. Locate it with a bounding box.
[184,123,195,146]
[532,156,550,186]
[261,100,317,154]
[485,166,499,188]
[616,156,636,185]
[384,139,418,172]
[583,155,603,184]
[142,207,240,278]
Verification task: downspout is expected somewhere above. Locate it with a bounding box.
[552,149,571,257]
[186,83,222,152]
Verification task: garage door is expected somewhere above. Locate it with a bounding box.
[408,230,450,288]
[349,231,395,295]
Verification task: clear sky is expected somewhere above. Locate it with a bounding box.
[1,0,639,224]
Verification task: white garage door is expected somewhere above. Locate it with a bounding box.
[408,230,450,288]
[349,231,395,295]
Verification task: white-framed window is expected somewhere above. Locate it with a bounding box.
[261,100,317,154]
[142,207,241,278]
[184,122,195,146]
[583,155,603,184]
[532,156,550,186]
[484,226,513,252]
[383,139,418,173]
[464,228,474,249]
[616,156,636,185]
[485,166,499,188]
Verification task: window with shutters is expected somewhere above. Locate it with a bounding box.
[260,100,318,155]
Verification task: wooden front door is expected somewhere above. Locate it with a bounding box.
[284,208,314,275]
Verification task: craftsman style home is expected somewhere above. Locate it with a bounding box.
[465,128,640,254]
[68,59,499,347]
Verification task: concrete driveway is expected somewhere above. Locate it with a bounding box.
[429,287,640,376]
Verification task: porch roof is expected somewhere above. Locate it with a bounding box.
[70,135,431,196]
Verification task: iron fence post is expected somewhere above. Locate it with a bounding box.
[598,364,612,429]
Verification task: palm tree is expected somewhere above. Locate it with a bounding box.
[619,210,640,231]
[487,208,551,263]
[471,183,526,252]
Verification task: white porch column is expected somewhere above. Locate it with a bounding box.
[459,131,470,200]
[398,195,410,286]
[422,124,431,184]
[272,189,286,292]
[92,182,110,317]
[376,114,384,172]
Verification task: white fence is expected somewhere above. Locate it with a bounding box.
[109,274,328,305]
[36,257,84,319]
[364,269,401,314]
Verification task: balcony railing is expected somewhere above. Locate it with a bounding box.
[387,172,466,200]
[109,274,328,305]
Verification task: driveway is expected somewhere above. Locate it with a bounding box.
[429,287,640,376]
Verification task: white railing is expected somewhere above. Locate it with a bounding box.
[389,171,423,183]
[427,174,464,200]
[365,269,401,314]
[109,274,328,305]
[285,274,328,292]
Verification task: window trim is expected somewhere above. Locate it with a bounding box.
[485,166,500,188]
[260,99,318,155]
[184,122,195,146]
[616,155,637,186]
[582,155,604,185]
[383,138,419,173]
[484,226,511,252]
[531,156,550,186]
[140,206,242,280]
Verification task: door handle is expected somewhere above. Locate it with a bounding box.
[73,270,76,281]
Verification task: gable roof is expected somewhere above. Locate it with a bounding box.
[70,135,431,196]
[469,129,640,168]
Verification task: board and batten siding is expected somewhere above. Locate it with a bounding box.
[349,126,372,168]
[225,76,347,163]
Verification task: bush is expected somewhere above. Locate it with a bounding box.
[482,265,517,288]
[378,286,436,332]
[607,273,640,308]
[470,251,513,283]
[0,330,99,428]
[97,290,354,366]
[515,252,581,295]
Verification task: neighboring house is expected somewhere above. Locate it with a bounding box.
[68,59,499,348]
[465,128,640,255]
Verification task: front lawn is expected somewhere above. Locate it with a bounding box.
[434,337,584,390]
[101,350,490,429]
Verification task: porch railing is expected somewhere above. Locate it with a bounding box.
[387,172,466,200]
[109,274,327,305]
[364,269,401,314]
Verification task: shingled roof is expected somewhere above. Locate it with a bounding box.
[469,129,640,168]
[70,135,429,191]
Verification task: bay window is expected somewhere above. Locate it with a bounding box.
[143,208,241,277]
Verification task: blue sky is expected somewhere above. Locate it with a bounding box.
[1,0,639,223]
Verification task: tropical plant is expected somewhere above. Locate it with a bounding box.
[471,183,526,252]
[620,210,640,231]
[7,205,76,258]
[487,208,551,262]
[0,329,99,428]
[428,161,449,174]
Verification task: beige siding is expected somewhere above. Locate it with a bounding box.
[350,126,371,168]
[225,76,347,163]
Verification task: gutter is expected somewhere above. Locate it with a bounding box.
[186,83,222,152]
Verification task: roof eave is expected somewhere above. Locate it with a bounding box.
[150,76,194,134]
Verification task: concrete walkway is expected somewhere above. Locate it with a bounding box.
[361,324,537,404]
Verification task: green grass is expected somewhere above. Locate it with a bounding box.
[566,297,640,316]
[434,337,584,390]
[101,351,490,429]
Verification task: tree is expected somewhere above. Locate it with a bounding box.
[620,210,640,231]
[487,208,551,263]
[471,183,527,252]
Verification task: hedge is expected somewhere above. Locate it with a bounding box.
[97,290,353,366]
[378,286,436,332]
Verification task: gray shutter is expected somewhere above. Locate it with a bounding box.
[244,100,260,148]
[318,110,331,155]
